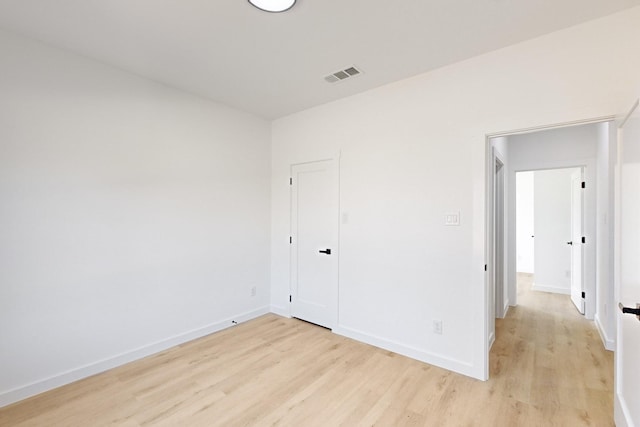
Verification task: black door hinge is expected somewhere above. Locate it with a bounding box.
[289,236,292,244]
[289,178,293,185]
[581,181,586,189]
[289,295,292,302]
[581,292,586,299]
[484,264,487,272]
[582,236,586,244]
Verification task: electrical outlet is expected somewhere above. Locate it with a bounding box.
[251,286,257,297]
[433,320,443,335]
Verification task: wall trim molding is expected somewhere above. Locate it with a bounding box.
[333,324,477,379]
[488,331,496,350]
[486,115,616,139]
[531,283,571,295]
[594,313,615,351]
[0,306,270,408]
[615,390,632,427]
[501,301,510,318]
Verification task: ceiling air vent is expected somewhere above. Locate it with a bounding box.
[324,66,363,84]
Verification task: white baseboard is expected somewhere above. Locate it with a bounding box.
[594,313,615,351]
[333,324,477,379]
[496,300,510,319]
[0,306,269,408]
[531,283,571,295]
[270,304,291,318]
[502,301,510,318]
[615,393,632,427]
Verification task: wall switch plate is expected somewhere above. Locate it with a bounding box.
[444,212,460,226]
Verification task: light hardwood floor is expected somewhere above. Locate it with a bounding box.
[0,274,613,426]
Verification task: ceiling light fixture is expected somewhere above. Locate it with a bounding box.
[248,0,296,13]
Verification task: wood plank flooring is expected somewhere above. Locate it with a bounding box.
[0,274,613,426]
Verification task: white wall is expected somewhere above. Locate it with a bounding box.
[0,30,272,406]
[595,121,616,350]
[532,168,578,294]
[271,7,640,380]
[516,172,534,273]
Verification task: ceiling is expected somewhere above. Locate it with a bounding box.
[0,0,638,119]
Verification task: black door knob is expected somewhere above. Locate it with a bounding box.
[319,249,332,255]
[619,303,640,317]
[567,241,573,245]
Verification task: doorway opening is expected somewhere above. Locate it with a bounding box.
[484,118,617,418]
[515,167,584,313]
[485,118,617,376]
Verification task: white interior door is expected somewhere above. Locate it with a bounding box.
[570,169,585,314]
[516,171,535,274]
[290,159,339,329]
[615,99,640,427]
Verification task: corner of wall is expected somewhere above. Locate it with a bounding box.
[270,305,290,318]
[0,306,269,408]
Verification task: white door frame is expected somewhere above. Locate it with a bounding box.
[487,150,506,349]
[510,162,594,316]
[517,167,584,302]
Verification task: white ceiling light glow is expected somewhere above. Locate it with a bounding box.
[248,0,296,13]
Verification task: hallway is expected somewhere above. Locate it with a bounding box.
[490,273,613,425]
